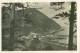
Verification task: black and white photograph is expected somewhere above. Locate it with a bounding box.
[1,2,77,51]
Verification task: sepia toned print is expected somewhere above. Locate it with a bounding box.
[2,2,77,51]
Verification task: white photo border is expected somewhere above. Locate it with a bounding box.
[0,0,80,53]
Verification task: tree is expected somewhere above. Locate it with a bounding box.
[2,3,16,50]
[68,2,76,50]
[50,2,76,50]
[9,3,25,50]
[9,3,15,51]
[2,3,25,50]
[50,2,64,10]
